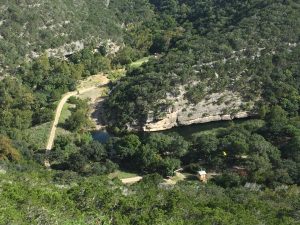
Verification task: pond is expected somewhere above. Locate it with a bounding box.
[92,129,110,143]
[159,118,250,140]
[92,118,251,143]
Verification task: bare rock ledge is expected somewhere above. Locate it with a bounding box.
[142,90,255,132]
[143,111,250,132]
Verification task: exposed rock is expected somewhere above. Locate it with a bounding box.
[105,0,110,8]
[143,88,256,132]
[45,40,84,58]
[28,39,121,60]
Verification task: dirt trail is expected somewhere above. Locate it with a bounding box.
[45,74,109,151]
[120,172,187,185]
[46,91,77,150]
[121,176,143,184]
[45,88,95,150]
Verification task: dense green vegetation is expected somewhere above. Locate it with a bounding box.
[0,47,113,154]
[105,0,300,130]
[63,97,92,132]
[0,165,299,224]
[44,107,299,188]
[2,108,300,223]
[0,0,153,72]
[0,0,300,224]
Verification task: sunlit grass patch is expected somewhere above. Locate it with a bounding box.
[25,122,51,149]
[108,170,139,179]
[130,56,151,68]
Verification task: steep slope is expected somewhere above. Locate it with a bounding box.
[0,0,153,72]
[104,0,300,131]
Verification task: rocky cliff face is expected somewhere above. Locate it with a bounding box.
[29,39,121,60]
[143,87,256,132]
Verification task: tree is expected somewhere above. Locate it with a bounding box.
[98,44,107,56]
[137,144,161,173]
[33,108,54,124]
[138,173,164,186]
[158,157,181,176]
[249,134,281,163]
[0,135,21,161]
[213,171,242,188]
[258,105,269,119]
[64,110,88,131]
[280,159,300,184]
[245,154,273,183]
[91,160,118,175]
[114,134,141,160]
[192,133,219,162]
[67,153,87,172]
[147,133,189,158]
[0,78,35,130]
[90,55,111,74]
[282,136,300,162]
[265,105,288,134]
[80,141,107,162]
[149,33,170,53]
[220,130,250,157]
[112,47,138,66]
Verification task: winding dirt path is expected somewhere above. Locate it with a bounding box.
[45,75,109,151]
[45,90,77,150]
[45,87,97,150]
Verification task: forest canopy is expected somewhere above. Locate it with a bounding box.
[0,1,299,224]
[104,0,300,130]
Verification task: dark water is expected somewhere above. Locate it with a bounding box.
[92,130,110,143]
[158,120,244,140]
[92,118,251,142]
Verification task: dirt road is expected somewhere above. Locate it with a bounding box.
[121,176,143,184]
[45,74,109,151]
[45,87,96,150]
[46,91,77,150]
[120,172,187,185]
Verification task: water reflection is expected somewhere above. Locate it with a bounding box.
[92,118,250,142]
[92,130,110,143]
[159,119,248,140]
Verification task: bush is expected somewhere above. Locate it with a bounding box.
[213,171,242,188]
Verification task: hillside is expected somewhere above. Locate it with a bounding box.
[1,164,299,224]
[0,1,300,224]
[0,0,153,73]
[104,0,300,131]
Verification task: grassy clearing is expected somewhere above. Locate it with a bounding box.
[77,73,108,89]
[169,172,188,183]
[25,122,71,150]
[25,122,51,149]
[56,102,73,137]
[130,56,151,68]
[107,69,125,81]
[56,127,71,138]
[24,100,73,150]
[59,103,74,124]
[108,170,139,179]
[107,57,151,81]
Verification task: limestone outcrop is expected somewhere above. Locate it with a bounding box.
[143,88,255,132]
